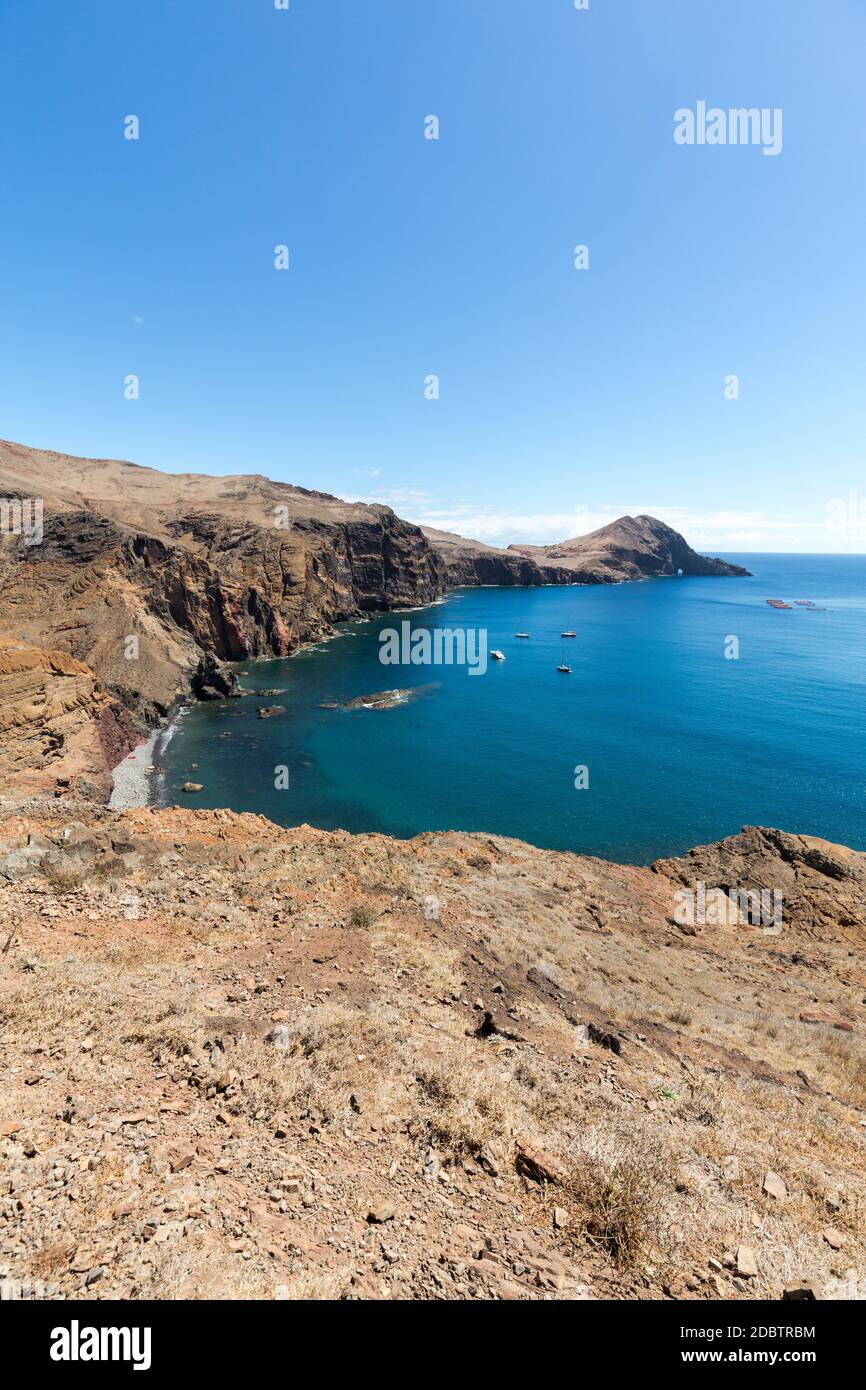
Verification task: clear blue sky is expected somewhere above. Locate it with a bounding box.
[1,0,864,551]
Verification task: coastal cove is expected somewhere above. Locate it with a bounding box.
[155,555,866,864]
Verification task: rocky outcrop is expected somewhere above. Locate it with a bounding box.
[653,825,866,946]
[190,654,241,701]
[426,515,751,587]
[0,635,137,801]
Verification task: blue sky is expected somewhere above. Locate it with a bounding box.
[0,0,864,551]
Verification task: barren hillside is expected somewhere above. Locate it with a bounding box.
[0,806,863,1300]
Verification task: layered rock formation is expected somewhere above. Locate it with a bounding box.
[0,440,446,796]
[0,635,138,801]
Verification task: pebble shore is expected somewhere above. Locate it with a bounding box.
[108,732,159,811]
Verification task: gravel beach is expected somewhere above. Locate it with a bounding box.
[108,731,158,810]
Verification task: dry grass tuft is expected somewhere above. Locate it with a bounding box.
[560,1125,674,1267]
[813,1030,866,1108]
[413,1056,521,1160]
[667,1006,693,1027]
[372,920,463,995]
[40,861,82,894]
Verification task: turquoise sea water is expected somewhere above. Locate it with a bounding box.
[158,556,866,864]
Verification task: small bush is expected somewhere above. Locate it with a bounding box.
[667,1007,693,1027]
[41,862,82,894]
[561,1129,671,1267]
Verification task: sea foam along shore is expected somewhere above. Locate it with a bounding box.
[108,706,189,810]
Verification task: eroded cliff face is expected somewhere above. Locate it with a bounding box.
[0,439,748,800]
[431,547,575,588]
[139,510,444,662]
[0,495,445,797]
[0,636,138,800]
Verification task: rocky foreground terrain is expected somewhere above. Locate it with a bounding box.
[1,808,864,1301]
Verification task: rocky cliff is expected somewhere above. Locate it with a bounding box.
[427,515,751,587]
[421,526,575,586]
[0,440,446,796]
[0,635,138,801]
[0,438,748,800]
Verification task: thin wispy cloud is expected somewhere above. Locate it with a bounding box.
[347,491,836,553]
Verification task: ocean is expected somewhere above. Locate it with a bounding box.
[156,555,866,864]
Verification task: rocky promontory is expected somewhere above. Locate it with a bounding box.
[0,439,446,797]
[426,515,750,587]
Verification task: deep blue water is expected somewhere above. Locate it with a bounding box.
[158,556,866,863]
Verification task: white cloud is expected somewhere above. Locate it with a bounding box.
[346,491,853,553]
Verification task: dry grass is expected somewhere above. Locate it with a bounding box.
[40,861,82,894]
[0,949,186,1050]
[0,970,117,1042]
[233,1002,407,1124]
[127,1243,354,1301]
[372,920,463,995]
[667,1007,694,1027]
[28,1241,76,1281]
[130,1002,201,1057]
[812,1030,866,1108]
[559,1124,675,1267]
[413,1055,523,1160]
